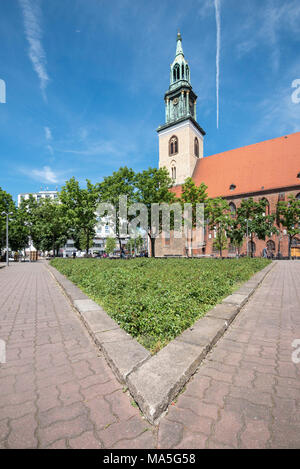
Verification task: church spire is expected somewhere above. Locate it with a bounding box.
[175,31,184,57]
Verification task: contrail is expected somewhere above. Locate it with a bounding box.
[214,0,221,129]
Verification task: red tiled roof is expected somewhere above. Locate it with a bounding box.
[192,132,300,198]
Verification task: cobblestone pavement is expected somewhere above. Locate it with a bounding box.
[0,262,155,449]
[157,261,300,449]
[0,261,300,449]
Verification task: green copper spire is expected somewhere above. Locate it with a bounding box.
[162,32,198,125]
[175,31,184,57]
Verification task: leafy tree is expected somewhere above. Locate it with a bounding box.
[105,237,116,255]
[0,187,15,254]
[227,218,244,256]
[206,198,231,258]
[277,195,300,259]
[9,208,29,253]
[35,198,67,256]
[179,177,208,257]
[236,198,277,257]
[99,167,136,256]
[135,167,175,257]
[59,177,100,255]
[18,195,43,252]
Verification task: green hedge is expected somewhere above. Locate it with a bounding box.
[50,257,270,353]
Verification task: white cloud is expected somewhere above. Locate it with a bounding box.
[19,165,58,183]
[19,0,49,98]
[44,126,52,140]
[236,0,300,71]
[214,0,221,129]
[32,166,58,183]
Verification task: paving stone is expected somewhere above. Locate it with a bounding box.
[73,299,101,313]
[81,310,119,333]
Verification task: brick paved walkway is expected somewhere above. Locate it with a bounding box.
[0,261,299,449]
[0,262,154,449]
[157,260,300,449]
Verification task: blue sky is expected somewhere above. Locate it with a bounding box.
[0,0,300,200]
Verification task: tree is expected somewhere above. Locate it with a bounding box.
[0,187,15,254]
[105,237,116,255]
[206,198,231,258]
[18,195,43,252]
[179,177,208,257]
[60,177,100,255]
[135,167,176,257]
[34,198,67,256]
[236,198,277,257]
[99,167,136,256]
[227,218,244,257]
[277,195,300,259]
[8,208,29,253]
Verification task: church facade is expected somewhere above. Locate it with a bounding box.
[156,33,300,258]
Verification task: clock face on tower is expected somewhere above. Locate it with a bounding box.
[173,97,179,105]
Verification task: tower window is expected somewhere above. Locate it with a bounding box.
[181,64,184,79]
[173,64,180,82]
[194,137,199,157]
[171,166,176,181]
[169,135,178,155]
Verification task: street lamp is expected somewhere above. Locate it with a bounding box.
[1,211,13,267]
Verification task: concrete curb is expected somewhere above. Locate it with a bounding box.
[46,260,276,425]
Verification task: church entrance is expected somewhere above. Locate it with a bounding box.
[291,238,300,258]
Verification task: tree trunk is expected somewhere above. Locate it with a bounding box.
[86,232,90,256]
[150,236,155,258]
[289,235,292,260]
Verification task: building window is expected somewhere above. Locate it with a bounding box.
[229,202,236,217]
[181,64,184,79]
[173,64,180,82]
[278,193,285,201]
[171,166,176,181]
[186,65,189,81]
[230,184,236,191]
[169,136,178,156]
[194,137,199,157]
[266,240,275,255]
[261,197,270,215]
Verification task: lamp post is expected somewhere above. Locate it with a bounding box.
[1,211,13,267]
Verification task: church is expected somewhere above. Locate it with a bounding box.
[156,33,300,259]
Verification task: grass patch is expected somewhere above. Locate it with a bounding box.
[50,257,270,353]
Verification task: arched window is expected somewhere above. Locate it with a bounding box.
[181,64,184,79]
[261,197,270,215]
[292,237,300,246]
[194,137,199,157]
[171,166,176,181]
[186,65,189,81]
[229,202,236,217]
[266,240,275,253]
[173,64,180,82]
[169,136,178,156]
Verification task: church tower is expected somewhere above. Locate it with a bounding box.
[157,32,205,185]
